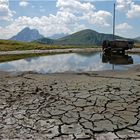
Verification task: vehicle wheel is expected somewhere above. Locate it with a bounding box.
[104,49,111,54]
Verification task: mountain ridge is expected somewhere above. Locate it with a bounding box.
[36,29,126,46]
[10,27,44,42]
[10,28,135,45]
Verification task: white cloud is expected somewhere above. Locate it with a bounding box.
[82,10,111,27]
[0,0,112,39]
[56,0,95,13]
[0,0,14,21]
[19,0,29,7]
[72,24,87,33]
[116,0,132,12]
[56,0,111,27]
[127,3,140,18]
[0,15,82,39]
[116,0,140,18]
[116,22,132,30]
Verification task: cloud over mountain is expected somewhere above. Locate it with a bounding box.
[0,0,139,39]
[0,0,112,39]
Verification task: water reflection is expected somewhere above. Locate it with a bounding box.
[76,52,98,57]
[0,52,139,74]
[102,53,133,65]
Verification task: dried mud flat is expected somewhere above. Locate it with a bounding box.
[0,67,140,140]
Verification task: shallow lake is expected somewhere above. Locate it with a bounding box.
[0,52,140,74]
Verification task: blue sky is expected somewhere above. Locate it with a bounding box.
[0,0,140,39]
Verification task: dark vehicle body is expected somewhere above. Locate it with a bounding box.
[102,40,134,54]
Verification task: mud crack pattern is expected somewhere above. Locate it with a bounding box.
[0,73,140,140]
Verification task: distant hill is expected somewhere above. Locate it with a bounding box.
[36,29,124,46]
[49,33,68,39]
[10,28,133,46]
[135,37,140,41]
[34,38,54,44]
[55,29,123,45]
[10,27,44,42]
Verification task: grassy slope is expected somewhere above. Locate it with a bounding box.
[54,29,122,45]
[0,40,97,51]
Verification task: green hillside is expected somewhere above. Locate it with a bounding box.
[0,29,137,51]
[34,38,54,44]
[36,29,123,46]
[55,29,120,45]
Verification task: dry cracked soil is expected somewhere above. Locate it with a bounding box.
[0,71,140,140]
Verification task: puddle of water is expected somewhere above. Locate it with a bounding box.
[0,52,139,74]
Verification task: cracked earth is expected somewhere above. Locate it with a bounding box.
[0,71,140,140]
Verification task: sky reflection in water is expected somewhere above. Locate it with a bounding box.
[0,53,140,74]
